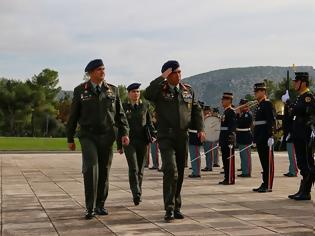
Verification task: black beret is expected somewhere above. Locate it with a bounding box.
[161,60,180,73]
[127,83,141,91]
[293,72,309,82]
[239,99,248,105]
[254,82,266,91]
[85,59,104,72]
[222,92,233,99]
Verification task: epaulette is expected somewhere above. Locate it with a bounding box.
[106,83,116,89]
[81,81,89,90]
[180,83,191,91]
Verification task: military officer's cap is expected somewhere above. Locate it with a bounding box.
[293,72,309,82]
[254,82,267,91]
[85,59,104,72]
[213,107,220,113]
[204,105,211,111]
[239,98,248,105]
[198,101,205,109]
[222,92,233,100]
[161,60,180,73]
[127,83,141,91]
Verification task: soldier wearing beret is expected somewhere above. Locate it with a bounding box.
[252,82,276,193]
[288,72,315,200]
[144,60,205,222]
[67,59,130,219]
[219,92,237,185]
[117,83,153,206]
[235,99,253,177]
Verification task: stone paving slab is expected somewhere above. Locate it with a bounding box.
[0,152,314,235]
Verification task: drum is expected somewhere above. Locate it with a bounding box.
[204,116,221,142]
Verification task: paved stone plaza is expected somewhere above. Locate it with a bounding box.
[0,151,314,235]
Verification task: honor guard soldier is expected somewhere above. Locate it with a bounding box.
[288,72,315,200]
[212,107,221,167]
[144,60,205,222]
[252,82,276,193]
[188,129,202,178]
[236,99,253,177]
[117,83,153,206]
[281,93,298,177]
[67,59,129,219]
[149,111,160,170]
[219,92,237,185]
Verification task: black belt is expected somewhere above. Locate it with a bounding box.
[81,126,112,134]
[158,128,187,133]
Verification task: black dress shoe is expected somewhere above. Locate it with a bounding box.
[252,184,264,192]
[149,167,158,170]
[94,207,108,215]
[133,196,141,206]
[213,164,220,167]
[237,168,242,171]
[219,180,230,185]
[283,173,297,177]
[237,174,251,177]
[174,210,184,219]
[258,187,272,193]
[293,192,311,201]
[164,211,174,222]
[220,171,225,174]
[85,211,95,220]
[188,174,201,178]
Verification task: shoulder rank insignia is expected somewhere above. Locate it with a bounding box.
[305,96,312,103]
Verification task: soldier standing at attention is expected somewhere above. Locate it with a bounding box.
[202,105,214,172]
[236,99,253,177]
[149,111,160,170]
[219,92,237,185]
[288,72,315,200]
[67,59,130,219]
[252,82,276,193]
[144,60,205,222]
[281,97,298,178]
[117,83,153,206]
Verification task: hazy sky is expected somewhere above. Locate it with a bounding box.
[1,0,314,90]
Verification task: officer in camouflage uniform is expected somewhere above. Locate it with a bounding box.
[117,83,153,206]
[288,72,315,200]
[67,59,129,219]
[144,60,205,222]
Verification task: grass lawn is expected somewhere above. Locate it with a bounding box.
[0,137,118,151]
[0,137,81,151]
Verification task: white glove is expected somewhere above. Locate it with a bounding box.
[281,90,290,103]
[267,137,274,147]
[311,130,315,139]
[285,133,291,142]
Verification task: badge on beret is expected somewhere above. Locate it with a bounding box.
[305,96,312,103]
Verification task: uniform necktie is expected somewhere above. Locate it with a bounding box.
[96,85,101,95]
[174,87,179,95]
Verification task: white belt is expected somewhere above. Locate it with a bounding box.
[220,127,228,131]
[188,129,198,133]
[236,128,251,132]
[254,120,267,125]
